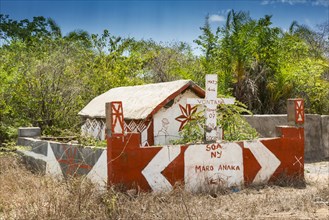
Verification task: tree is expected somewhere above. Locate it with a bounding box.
[121,40,203,85]
[195,10,329,114]
[0,15,94,138]
[83,30,145,100]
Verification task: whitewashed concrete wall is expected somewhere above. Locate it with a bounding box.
[153,90,201,145]
[244,114,329,161]
[18,137,107,188]
[81,118,106,140]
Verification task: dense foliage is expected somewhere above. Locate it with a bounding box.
[195,11,329,114]
[173,101,259,144]
[0,12,328,144]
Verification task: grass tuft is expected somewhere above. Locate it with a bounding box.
[0,155,328,219]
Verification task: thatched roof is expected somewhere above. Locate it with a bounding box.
[78,80,204,120]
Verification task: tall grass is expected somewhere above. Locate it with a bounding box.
[0,155,328,219]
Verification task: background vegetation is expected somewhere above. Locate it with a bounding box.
[1,11,328,144]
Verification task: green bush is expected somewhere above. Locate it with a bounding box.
[173,100,259,144]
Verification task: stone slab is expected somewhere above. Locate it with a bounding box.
[18,127,41,137]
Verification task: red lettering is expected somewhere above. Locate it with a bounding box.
[211,151,217,158]
[217,164,240,171]
[195,165,202,172]
[207,144,222,151]
[195,165,214,172]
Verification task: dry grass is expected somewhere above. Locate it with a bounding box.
[0,155,328,220]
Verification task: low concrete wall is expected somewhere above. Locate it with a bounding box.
[17,137,107,188]
[304,115,322,161]
[243,114,329,161]
[243,115,287,138]
[107,126,304,192]
[322,116,329,159]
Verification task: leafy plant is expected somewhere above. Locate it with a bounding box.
[77,135,107,148]
[218,101,259,141]
[172,110,205,144]
[173,100,259,144]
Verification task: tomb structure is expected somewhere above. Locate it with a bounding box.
[79,80,204,145]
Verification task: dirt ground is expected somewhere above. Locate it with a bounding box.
[305,161,329,183]
[0,155,328,219]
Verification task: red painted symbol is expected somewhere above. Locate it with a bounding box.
[175,104,198,131]
[295,100,304,124]
[111,102,124,135]
[57,146,92,176]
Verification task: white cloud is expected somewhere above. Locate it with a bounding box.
[282,0,307,5]
[261,0,270,5]
[208,14,225,23]
[261,0,328,6]
[313,0,329,7]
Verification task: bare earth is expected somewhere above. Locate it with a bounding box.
[0,156,328,220]
[305,161,329,183]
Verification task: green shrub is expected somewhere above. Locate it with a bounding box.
[173,100,259,144]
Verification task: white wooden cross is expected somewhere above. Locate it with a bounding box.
[187,74,235,142]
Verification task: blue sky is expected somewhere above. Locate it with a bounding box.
[1,0,328,52]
